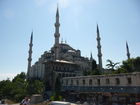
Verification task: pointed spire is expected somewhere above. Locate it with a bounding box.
[54,4,60,45]
[31,31,33,43]
[97,24,99,34]
[97,24,100,41]
[27,31,33,78]
[56,4,59,17]
[90,52,93,61]
[126,41,130,59]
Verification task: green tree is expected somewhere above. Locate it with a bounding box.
[121,59,134,72]
[83,70,90,76]
[115,68,127,74]
[133,57,140,71]
[26,79,44,95]
[106,59,119,71]
[12,72,26,82]
[0,72,45,102]
[91,59,97,71]
[0,79,13,99]
[119,57,140,73]
[11,72,27,102]
[91,68,101,75]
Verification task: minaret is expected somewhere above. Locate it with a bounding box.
[90,52,93,61]
[27,31,33,78]
[96,24,103,71]
[126,41,130,59]
[54,6,60,45]
[54,6,60,60]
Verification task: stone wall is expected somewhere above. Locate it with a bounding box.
[62,72,140,86]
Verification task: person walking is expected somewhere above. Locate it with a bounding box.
[20,97,30,105]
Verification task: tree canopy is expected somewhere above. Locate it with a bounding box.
[119,57,140,73]
[0,72,44,102]
[106,59,119,71]
[105,57,140,74]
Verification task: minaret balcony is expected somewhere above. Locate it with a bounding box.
[54,33,60,37]
[55,23,60,27]
[97,46,101,49]
[29,43,33,46]
[98,54,102,57]
[28,58,32,61]
[96,37,101,40]
[28,51,32,53]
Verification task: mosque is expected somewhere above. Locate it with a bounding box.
[27,7,103,84]
[26,6,105,95]
[26,7,138,104]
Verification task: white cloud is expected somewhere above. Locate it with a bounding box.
[3,9,15,19]
[0,73,17,81]
[35,0,47,7]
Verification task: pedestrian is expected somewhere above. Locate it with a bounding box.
[20,97,30,105]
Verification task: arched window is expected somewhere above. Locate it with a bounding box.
[61,80,63,84]
[83,79,85,85]
[66,80,68,85]
[71,79,73,85]
[127,77,132,84]
[97,79,100,85]
[76,80,79,86]
[106,79,110,84]
[89,79,92,86]
[62,73,65,77]
[116,78,120,85]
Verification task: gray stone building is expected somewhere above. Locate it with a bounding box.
[28,7,93,78]
[62,72,140,104]
[27,7,95,94]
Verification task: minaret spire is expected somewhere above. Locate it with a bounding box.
[126,41,130,59]
[27,31,33,78]
[96,24,103,71]
[90,52,93,61]
[54,4,60,45]
[54,5,60,60]
[56,4,59,17]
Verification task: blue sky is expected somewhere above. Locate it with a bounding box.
[0,0,140,80]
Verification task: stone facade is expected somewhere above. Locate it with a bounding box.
[62,72,140,105]
[29,42,92,80]
[62,72,140,87]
